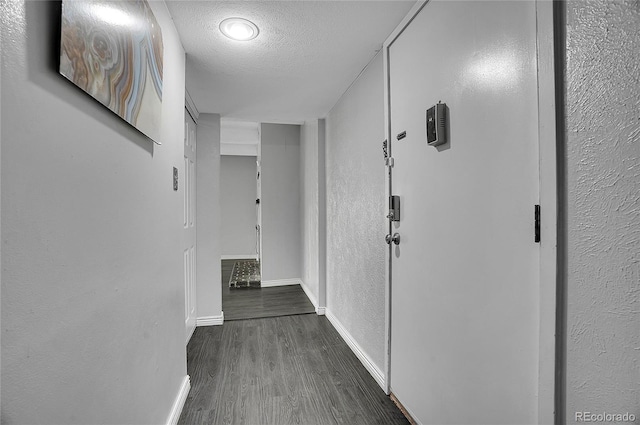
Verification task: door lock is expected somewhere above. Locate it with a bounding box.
[388,195,400,221]
[385,233,401,245]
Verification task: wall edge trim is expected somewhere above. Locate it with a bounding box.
[166,375,190,425]
[299,278,319,308]
[186,324,196,343]
[325,309,386,390]
[185,90,199,123]
[261,278,302,287]
[196,312,224,326]
[221,254,258,260]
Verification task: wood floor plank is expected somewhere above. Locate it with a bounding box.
[179,314,409,425]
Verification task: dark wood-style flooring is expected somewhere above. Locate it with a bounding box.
[178,314,409,425]
[222,260,316,321]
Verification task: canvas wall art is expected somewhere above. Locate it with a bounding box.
[60,0,164,144]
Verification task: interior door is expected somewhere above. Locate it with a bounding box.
[388,1,540,423]
[183,110,197,343]
[256,159,262,265]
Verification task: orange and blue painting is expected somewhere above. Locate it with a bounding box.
[60,0,164,144]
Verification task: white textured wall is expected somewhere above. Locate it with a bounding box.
[326,52,386,370]
[300,121,320,303]
[220,155,257,257]
[196,114,222,319]
[564,0,640,421]
[220,120,259,156]
[260,123,302,282]
[1,1,187,423]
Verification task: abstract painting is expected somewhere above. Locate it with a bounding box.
[60,0,164,144]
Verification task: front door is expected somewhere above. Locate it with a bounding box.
[388,1,540,423]
[183,110,197,342]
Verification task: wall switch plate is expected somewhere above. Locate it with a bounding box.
[173,167,178,191]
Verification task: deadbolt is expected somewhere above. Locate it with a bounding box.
[385,233,400,245]
[388,195,400,222]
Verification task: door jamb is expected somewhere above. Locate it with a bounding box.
[381,2,559,423]
[184,102,198,344]
[186,90,199,124]
[534,1,559,423]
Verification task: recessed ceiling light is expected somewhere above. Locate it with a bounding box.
[219,18,259,41]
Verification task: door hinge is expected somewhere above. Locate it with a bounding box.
[173,167,178,191]
[534,204,540,243]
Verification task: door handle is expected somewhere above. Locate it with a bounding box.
[385,233,400,245]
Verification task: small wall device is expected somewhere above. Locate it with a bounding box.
[426,102,448,147]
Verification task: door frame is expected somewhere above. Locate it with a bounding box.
[184,104,199,344]
[381,1,558,422]
[257,127,263,277]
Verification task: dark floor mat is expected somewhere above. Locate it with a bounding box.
[228,259,261,288]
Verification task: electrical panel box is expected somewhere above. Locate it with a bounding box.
[426,102,448,147]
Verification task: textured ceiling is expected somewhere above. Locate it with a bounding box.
[165,1,416,123]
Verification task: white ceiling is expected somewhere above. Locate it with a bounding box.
[165,1,416,123]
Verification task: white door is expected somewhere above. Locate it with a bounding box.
[388,1,540,423]
[256,159,262,264]
[184,110,197,343]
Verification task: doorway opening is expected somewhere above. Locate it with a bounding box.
[220,120,315,321]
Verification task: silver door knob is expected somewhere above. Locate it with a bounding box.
[385,233,400,245]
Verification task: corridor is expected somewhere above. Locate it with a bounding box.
[2,0,638,423]
[178,315,408,424]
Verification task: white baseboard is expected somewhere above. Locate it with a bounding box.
[196,312,224,326]
[221,254,258,260]
[298,279,325,316]
[325,309,386,390]
[166,375,190,425]
[261,278,302,287]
